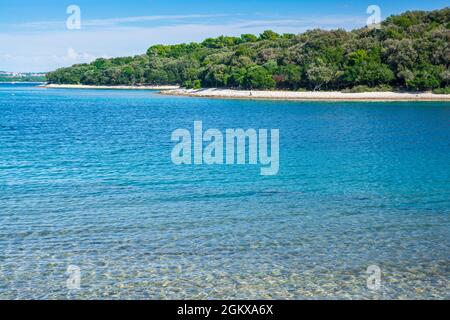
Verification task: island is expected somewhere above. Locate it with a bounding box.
[46,8,450,100]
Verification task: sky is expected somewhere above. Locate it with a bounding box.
[0,0,448,72]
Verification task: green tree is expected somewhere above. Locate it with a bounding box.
[259,30,280,41]
[245,66,276,89]
[241,34,258,43]
[307,59,337,90]
[407,69,441,90]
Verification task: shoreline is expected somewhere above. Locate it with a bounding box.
[43,84,180,90]
[40,84,450,101]
[161,88,450,102]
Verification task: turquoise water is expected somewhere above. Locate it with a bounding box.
[0,83,449,299]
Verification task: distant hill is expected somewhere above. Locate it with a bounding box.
[0,71,46,83]
[47,7,449,92]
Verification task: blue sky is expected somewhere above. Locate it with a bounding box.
[0,0,448,72]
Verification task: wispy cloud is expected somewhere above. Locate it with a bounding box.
[83,14,231,27]
[12,14,232,30]
[10,13,366,32]
[232,17,366,29]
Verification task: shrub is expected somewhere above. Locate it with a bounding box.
[342,84,394,93]
[432,87,450,94]
[193,80,202,89]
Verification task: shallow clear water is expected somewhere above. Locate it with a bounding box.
[0,83,449,299]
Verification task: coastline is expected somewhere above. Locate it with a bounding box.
[43,84,180,90]
[40,84,450,101]
[161,88,450,102]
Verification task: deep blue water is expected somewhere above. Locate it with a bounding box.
[0,83,449,299]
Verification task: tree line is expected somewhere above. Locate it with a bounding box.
[47,8,450,93]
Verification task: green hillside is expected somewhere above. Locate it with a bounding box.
[47,8,449,92]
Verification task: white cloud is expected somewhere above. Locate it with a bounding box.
[66,48,97,61]
[0,46,104,72]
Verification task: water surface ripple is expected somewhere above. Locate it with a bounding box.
[0,84,449,299]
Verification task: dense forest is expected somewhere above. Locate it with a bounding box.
[47,8,450,92]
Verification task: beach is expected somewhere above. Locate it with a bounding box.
[43,84,180,90]
[161,88,450,101]
[42,85,450,101]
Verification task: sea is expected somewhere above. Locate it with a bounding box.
[0,83,448,299]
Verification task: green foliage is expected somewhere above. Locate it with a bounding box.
[259,30,280,41]
[46,8,450,92]
[193,79,202,89]
[183,79,202,89]
[433,87,450,94]
[241,34,258,43]
[406,68,441,90]
[307,59,338,90]
[274,64,302,89]
[245,66,276,89]
[342,84,394,93]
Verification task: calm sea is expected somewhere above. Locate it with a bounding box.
[0,83,449,299]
